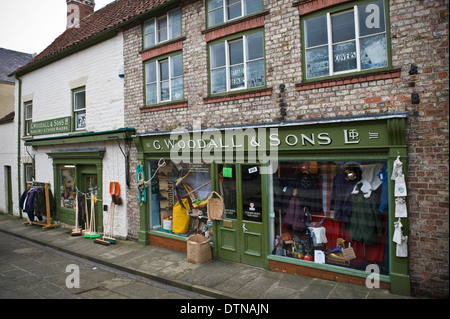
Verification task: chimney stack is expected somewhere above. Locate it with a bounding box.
[67,0,95,29]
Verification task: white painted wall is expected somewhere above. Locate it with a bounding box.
[5,32,129,238]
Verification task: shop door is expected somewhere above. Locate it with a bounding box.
[216,164,267,268]
[80,167,101,232]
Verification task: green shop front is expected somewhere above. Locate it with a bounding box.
[133,112,411,295]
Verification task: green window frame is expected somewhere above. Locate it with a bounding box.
[143,8,182,49]
[207,0,263,28]
[302,0,391,81]
[24,101,32,137]
[209,29,266,95]
[72,87,86,131]
[145,52,184,106]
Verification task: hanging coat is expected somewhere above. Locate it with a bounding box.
[349,190,382,246]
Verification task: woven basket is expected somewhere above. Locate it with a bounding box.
[207,191,224,221]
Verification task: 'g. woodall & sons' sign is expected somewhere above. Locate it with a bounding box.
[30,117,71,136]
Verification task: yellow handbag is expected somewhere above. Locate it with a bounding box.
[172,197,191,234]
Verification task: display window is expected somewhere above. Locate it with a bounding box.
[271,160,389,275]
[149,160,213,237]
[60,166,76,209]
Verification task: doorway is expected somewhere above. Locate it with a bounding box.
[79,165,102,233]
[215,164,267,267]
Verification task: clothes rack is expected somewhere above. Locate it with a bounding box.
[23,182,57,230]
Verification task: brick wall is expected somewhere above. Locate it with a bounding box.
[123,0,449,297]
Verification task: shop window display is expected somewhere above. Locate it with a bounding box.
[149,161,213,237]
[271,160,389,274]
[60,166,76,209]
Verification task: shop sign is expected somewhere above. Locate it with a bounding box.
[30,117,71,136]
[142,120,388,156]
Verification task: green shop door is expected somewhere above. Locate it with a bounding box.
[216,164,267,268]
[80,166,102,233]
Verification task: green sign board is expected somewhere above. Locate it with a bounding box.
[30,117,71,136]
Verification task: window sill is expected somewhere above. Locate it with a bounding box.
[140,100,188,113]
[295,69,402,91]
[204,87,272,104]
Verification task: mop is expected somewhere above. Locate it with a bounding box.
[71,193,82,236]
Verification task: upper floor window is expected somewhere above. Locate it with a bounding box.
[24,101,32,136]
[208,0,262,27]
[303,0,388,80]
[144,8,182,48]
[145,52,184,105]
[73,87,86,131]
[209,30,265,94]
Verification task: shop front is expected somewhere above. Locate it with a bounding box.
[134,112,410,295]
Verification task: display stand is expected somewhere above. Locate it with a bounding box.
[23,182,58,230]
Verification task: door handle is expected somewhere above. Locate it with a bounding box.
[242,223,248,232]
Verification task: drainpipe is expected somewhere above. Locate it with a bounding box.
[17,77,22,218]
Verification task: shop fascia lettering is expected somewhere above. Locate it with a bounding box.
[145,125,382,153]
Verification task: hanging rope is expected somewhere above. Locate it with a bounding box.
[137,158,167,188]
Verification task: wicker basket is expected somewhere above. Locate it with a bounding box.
[187,234,212,264]
[207,191,224,221]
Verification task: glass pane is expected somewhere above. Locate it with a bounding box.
[333,41,357,72]
[230,64,245,89]
[144,19,155,46]
[169,8,181,25]
[144,33,155,47]
[146,62,156,83]
[209,8,224,27]
[74,91,85,110]
[76,110,86,129]
[211,67,226,93]
[158,17,167,42]
[160,60,169,81]
[305,15,328,48]
[359,0,385,36]
[270,160,389,275]
[171,54,183,77]
[209,0,223,11]
[227,1,242,20]
[245,0,262,15]
[160,81,170,101]
[146,83,157,105]
[211,42,226,68]
[332,11,355,43]
[85,175,98,197]
[171,77,184,100]
[247,59,264,88]
[242,165,262,223]
[229,39,243,65]
[26,104,32,119]
[360,34,387,70]
[246,31,263,60]
[219,164,237,219]
[169,22,181,39]
[60,167,76,209]
[306,46,329,79]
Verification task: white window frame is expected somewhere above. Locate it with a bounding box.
[304,1,388,80]
[24,101,32,136]
[208,0,262,27]
[145,53,184,105]
[143,8,182,48]
[210,32,265,94]
[73,87,86,131]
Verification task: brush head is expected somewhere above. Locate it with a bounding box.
[111,195,123,205]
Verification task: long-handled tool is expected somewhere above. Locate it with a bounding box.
[94,187,117,246]
[71,193,82,236]
[85,193,100,239]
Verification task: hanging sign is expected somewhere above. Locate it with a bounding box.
[30,117,71,136]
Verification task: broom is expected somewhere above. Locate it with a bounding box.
[85,193,100,239]
[71,193,82,236]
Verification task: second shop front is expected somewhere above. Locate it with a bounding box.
[133,112,410,295]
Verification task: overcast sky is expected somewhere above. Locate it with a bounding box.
[0,0,115,54]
